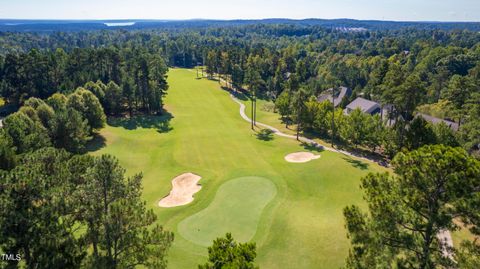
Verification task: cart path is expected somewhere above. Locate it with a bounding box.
[231,93,455,259]
[230,94,376,163]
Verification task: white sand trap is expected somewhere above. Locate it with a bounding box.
[285,152,321,163]
[158,173,202,208]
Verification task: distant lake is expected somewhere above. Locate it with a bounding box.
[104,22,136,27]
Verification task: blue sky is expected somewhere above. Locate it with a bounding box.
[0,0,479,21]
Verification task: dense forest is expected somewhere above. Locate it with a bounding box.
[1,18,480,32]
[1,23,479,157]
[0,22,479,268]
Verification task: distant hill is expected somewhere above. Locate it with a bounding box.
[0,18,480,32]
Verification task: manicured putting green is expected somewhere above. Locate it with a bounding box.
[93,69,389,268]
[178,176,277,246]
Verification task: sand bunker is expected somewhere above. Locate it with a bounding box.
[158,173,202,207]
[284,152,321,163]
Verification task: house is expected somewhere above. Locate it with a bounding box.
[416,113,459,131]
[345,97,381,115]
[317,86,352,107]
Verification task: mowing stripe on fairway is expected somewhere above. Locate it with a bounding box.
[178,176,277,246]
[93,69,389,268]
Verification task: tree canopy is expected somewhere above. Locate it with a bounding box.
[344,145,480,269]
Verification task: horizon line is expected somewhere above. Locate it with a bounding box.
[0,17,479,24]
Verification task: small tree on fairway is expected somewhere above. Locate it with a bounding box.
[199,233,258,269]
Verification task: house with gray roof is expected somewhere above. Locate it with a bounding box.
[317,86,352,107]
[345,97,381,115]
[416,113,459,131]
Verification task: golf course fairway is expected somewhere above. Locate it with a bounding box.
[91,68,388,269]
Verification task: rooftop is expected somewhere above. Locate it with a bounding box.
[416,113,459,131]
[317,86,351,107]
[346,97,381,115]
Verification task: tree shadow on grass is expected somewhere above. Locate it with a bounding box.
[233,91,249,101]
[207,77,220,82]
[220,86,249,101]
[342,157,369,170]
[301,142,325,153]
[86,134,107,152]
[108,111,174,134]
[256,129,275,141]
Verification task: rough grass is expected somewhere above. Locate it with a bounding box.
[91,68,388,269]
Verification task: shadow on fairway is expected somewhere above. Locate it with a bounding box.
[343,157,369,170]
[86,134,107,152]
[256,129,275,141]
[108,111,174,133]
[301,142,325,153]
[234,91,249,101]
[220,86,249,101]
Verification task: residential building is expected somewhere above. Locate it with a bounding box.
[317,86,352,107]
[416,113,459,131]
[345,97,381,115]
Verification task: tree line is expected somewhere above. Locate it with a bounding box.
[0,39,174,268]
[0,46,168,115]
[0,148,174,269]
[275,92,460,157]
[179,27,478,158]
[0,90,175,268]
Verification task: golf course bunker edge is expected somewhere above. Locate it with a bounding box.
[284,152,321,163]
[158,173,202,208]
[177,176,277,246]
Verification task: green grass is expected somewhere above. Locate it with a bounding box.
[91,68,388,269]
[241,96,336,147]
[178,176,277,246]
[452,222,479,248]
[0,97,5,107]
[245,97,297,135]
